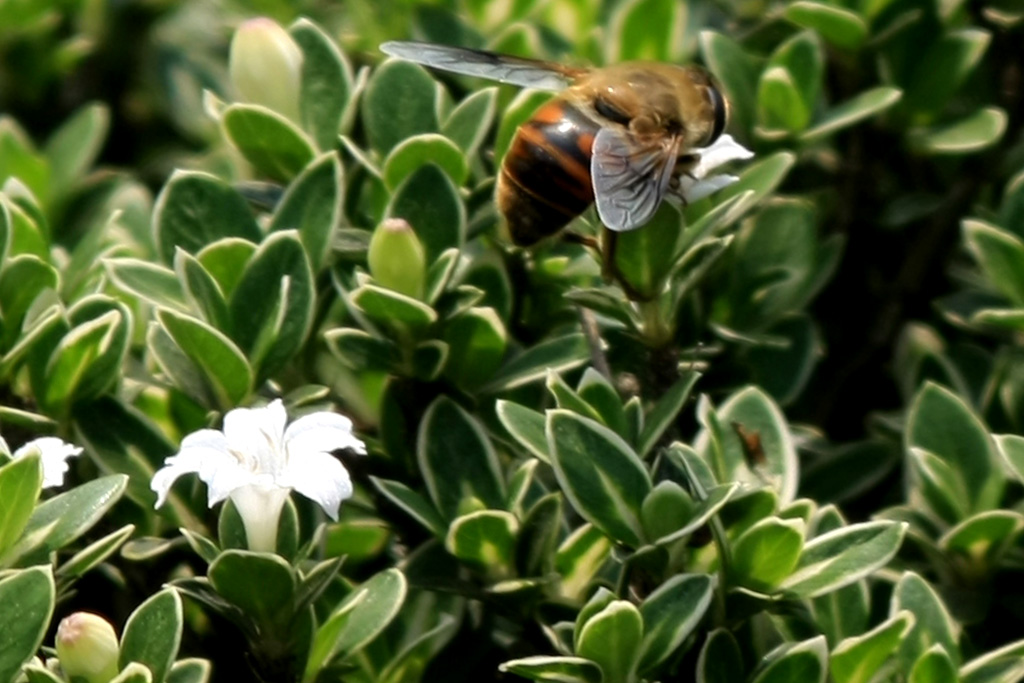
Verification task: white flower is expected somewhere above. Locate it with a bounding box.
[151,399,366,552]
[5,436,83,488]
[677,133,755,203]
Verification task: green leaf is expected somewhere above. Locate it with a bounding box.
[58,523,136,581]
[575,601,644,683]
[227,230,314,378]
[484,333,590,392]
[111,663,153,683]
[575,588,617,651]
[418,397,506,521]
[498,656,602,683]
[613,202,687,299]
[908,448,967,525]
[638,574,715,674]
[556,524,613,602]
[269,152,342,269]
[38,310,125,412]
[758,66,809,134]
[383,134,469,190]
[292,18,352,151]
[443,87,498,155]
[641,481,693,543]
[780,520,906,597]
[751,637,828,683]
[105,258,187,311]
[496,400,550,463]
[909,645,957,683]
[363,60,439,155]
[0,567,54,683]
[761,31,823,133]
[154,309,252,409]
[733,517,805,591]
[119,589,183,683]
[784,2,867,50]
[802,87,902,142]
[961,638,1024,683]
[996,433,1024,485]
[637,371,699,458]
[153,171,261,263]
[43,102,109,195]
[306,568,406,673]
[745,315,822,405]
[608,0,684,63]
[386,164,466,263]
[324,328,400,372]
[831,611,915,683]
[577,370,629,440]
[698,386,799,503]
[700,31,761,137]
[903,29,990,116]
[809,571,870,645]
[893,572,960,672]
[697,629,744,683]
[22,663,65,683]
[209,551,296,631]
[0,255,58,353]
[442,307,507,390]
[0,127,47,211]
[939,510,1024,565]
[653,483,738,546]
[222,104,316,182]
[350,284,437,331]
[6,475,127,565]
[548,371,605,425]
[914,107,1007,155]
[516,493,562,577]
[0,454,42,558]
[70,398,177,512]
[446,510,518,569]
[906,382,1003,513]
[166,659,211,683]
[964,219,1024,306]
[718,152,795,207]
[196,239,257,299]
[547,410,652,547]
[176,251,230,331]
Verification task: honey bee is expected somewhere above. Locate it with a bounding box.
[379,41,729,247]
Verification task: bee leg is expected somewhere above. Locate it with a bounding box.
[599,227,649,301]
[563,231,600,250]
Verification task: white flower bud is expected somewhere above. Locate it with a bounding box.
[56,613,120,683]
[229,18,303,122]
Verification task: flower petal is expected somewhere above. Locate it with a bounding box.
[229,484,290,552]
[151,431,253,508]
[281,451,353,520]
[223,400,288,476]
[680,174,740,203]
[691,134,754,178]
[284,410,367,458]
[14,437,83,488]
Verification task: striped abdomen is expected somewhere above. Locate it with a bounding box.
[497,99,600,246]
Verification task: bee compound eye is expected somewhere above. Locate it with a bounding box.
[594,96,632,126]
[705,85,728,145]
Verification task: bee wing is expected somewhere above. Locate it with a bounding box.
[591,127,682,232]
[380,41,585,92]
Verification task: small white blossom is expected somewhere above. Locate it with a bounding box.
[151,399,366,552]
[678,134,755,203]
[5,436,83,488]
